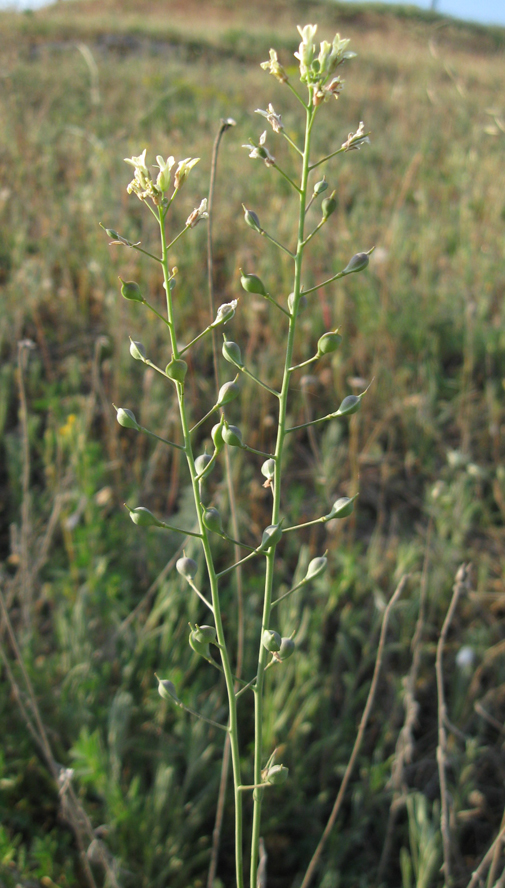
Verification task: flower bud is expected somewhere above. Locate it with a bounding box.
[266,764,289,785]
[129,506,163,527]
[130,340,146,361]
[157,677,181,703]
[262,628,282,652]
[261,458,276,480]
[120,279,143,302]
[222,423,243,447]
[195,453,213,476]
[165,359,188,383]
[176,556,198,580]
[222,339,243,367]
[343,252,369,275]
[217,381,239,406]
[203,507,223,534]
[277,637,295,660]
[242,205,262,233]
[317,331,342,356]
[116,407,140,430]
[211,422,225,451]
[259,523,283,551]
[321,192,337,221]
[313,178,328,196]
[287,292,308,314]
[193,624,217,643]
[338,394,361,415]
[213,301,238,326]
[327,497,355,519]
[240,271,268,297]
[305,555,327,580]
[189,628,210,658]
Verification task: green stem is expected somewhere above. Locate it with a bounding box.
[273,163,302,193]
[259,229,295,258]
[158,207,244,888]
[309,145,346,170]
[249,98,316,888]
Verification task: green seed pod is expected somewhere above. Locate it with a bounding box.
[211,422,225,451]
[266,764,289,785]
[189,628,210,659]
[242,205,262,233]
[259,523,283,552]
[240,271,267,297]
[343,252,369,275]
[261,458,276,480]
[165,359,188,383]
[262,629,282,652]
[116,407,140,430]
[222,339,243,367]
[305,555,327,580]
[321,192,337,221]
[317,331,342,357]
[195,453,213,476]
[217,381,239,406]
[120,279,143,302]
[313,177,328,196]
[176,556,198,580]
[287,292,308,314]
[213,301,238,326]
[277,637,295,660]
[129,340,146,361]
[105,227,120,239]
[328,497,354,519]
[193,624,217,643]
[203,507,223,534]
[129,506,163,527]
[338,394,361,415]
[157,678,181,703]
[222,424,243,447]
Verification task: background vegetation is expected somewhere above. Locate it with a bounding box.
[1,1,505,886]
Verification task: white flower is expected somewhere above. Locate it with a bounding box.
[124,149,148,174]
[255,103,284,134]
[295,23,318,80]
[242,131,275,167]
[174,157,200,190]
[155,154,175,192]
[341,121,371,151]
[260,48,288,83]
[186,198,208,228]
[212,300,238,327]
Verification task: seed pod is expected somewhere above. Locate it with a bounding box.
[305,555,327,580]
[259,523,283,551]
[313,177,328,196]
[287,292,308,314]
[189,628,210,658]
[222,424,243,447]
[266,764,289,785]
[240,271,267,297]
[317,331,342,356]
[343,252,369,275]
[129,340,146,361]
[176,556,198,580]
[116,407,140,430]
[338,394,361,416]
[165,359,188,383]
[203,507,223,534]
[129,506,163,527]
[261,458,276,480]
[277,637,295,660]
[321,192,337,221]
[193,624,217,643]
[211,422,225,451]
[242,205,262,233]
[195,453,213,476]
[120,279,143,302]
[157,678,181,703]
[105,227,120,239]
[217,381,239,406]
[328,497,354,519]
[213,301,237,326]
[262,629,282,652]
[222,339,243,367]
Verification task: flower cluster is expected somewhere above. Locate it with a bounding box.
[124,150,200,204]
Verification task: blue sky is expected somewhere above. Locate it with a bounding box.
[1,0,505,27]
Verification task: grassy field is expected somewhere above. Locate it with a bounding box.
[1,1,505,886]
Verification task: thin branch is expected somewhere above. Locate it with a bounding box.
[299,575,409,888]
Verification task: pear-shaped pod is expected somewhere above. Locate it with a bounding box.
[202,507,223,534]
[327,497,355,519]
[277,637,295,660]
[157,678,181,703]
[262,629,282,652]
[165,359,188,383]
[259,524,283,552]
[129,340,146,361]
[317,331,342,357]
[266,764,289,785]
[116,407,140,430]
[305,555,327,581]
[217,381,239,406]
[240,271,267,296]
[176,556,198,580]
[222,339,243,367]
[120,279,143,302]
[343,252,369,275]
[338,394,361,416]
[129,506,163,527]
[222,424,243,447]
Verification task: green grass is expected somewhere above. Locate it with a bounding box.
[1,1,505,886]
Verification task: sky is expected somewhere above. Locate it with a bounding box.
[1,0,505,27]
